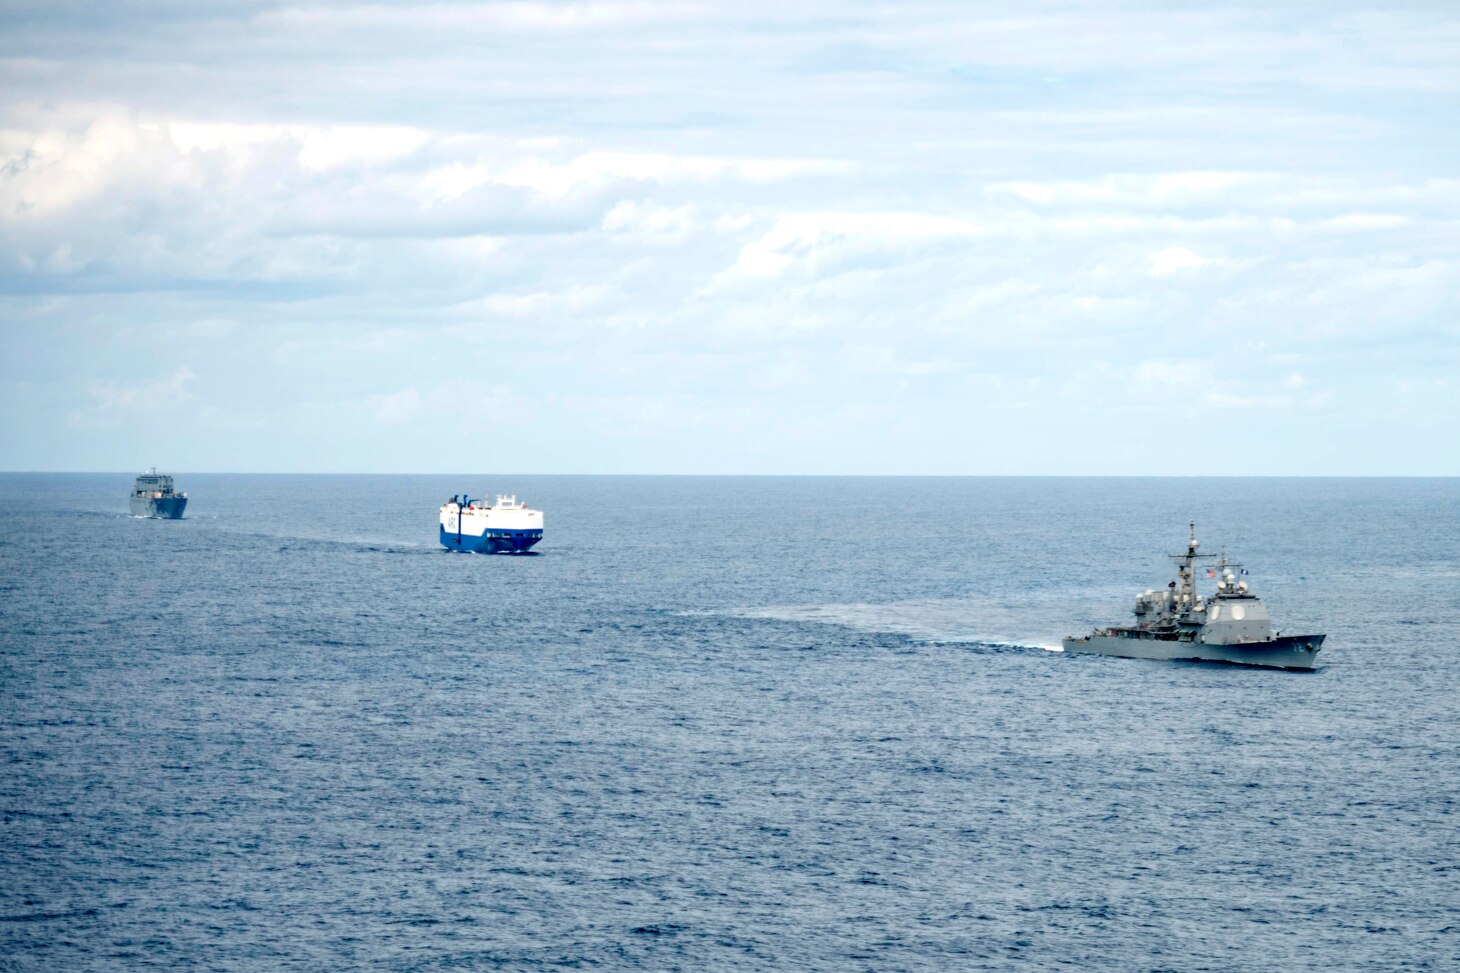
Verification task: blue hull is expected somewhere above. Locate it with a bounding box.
[130,496,187,519]
[439,525,542,554]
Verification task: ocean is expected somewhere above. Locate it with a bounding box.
[1,474,1457,971]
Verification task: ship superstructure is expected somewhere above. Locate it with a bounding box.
[129,468,187,519]
[439,494,543,554]
[1062,524,1324,669]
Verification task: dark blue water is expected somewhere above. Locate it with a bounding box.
[2,475,1458,971]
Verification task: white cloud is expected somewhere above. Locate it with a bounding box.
[0,112,853,291]
[260,2,706,33]
[838,345,963,377]
[1148,246,1213,276]
[1323,213,1410,230]
[479,152,847,199]
[412,153,842,205]
[996,172,1264,207]
[297,126,431,173]
[366,381,522,427]
[601,200,699,236]
[715,211,982,285]
[1131,359,1206,391]
[3,2,1458,473]
[368,386,423,425]
[1124,359,1330,413]
[84,367,197,416]
[465,285,611,317]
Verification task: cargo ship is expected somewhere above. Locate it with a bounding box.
[130,469,188,519]
[439,494,543,554]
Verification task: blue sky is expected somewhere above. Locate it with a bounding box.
[1,1,1456,473]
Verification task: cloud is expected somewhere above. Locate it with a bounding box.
[165,121,432,172]
[259,2,707,33]
[0,111,850,293]
[461,285,611,318]
[365,381,522,427]
[1,115,843,233]
[83,362,198,411]
[1148,246,1213,276]
[714,211,982,286]
[601,200,699,237]
[367,386,423,425]
[1125,359,1331,413]
[416,152,845,203]
[2,1,1458,473]
[998,171,1260,207]
[837,344,963,377]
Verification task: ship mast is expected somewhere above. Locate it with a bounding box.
[1169,521,1216,619]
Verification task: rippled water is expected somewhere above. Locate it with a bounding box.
[2,474,1457,971]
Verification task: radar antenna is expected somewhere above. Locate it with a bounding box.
[1168,521,1216,618]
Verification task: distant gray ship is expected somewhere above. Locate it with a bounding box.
[130,469,187,519]
[1063,524,1324,670]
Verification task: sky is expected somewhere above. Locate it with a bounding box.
[1,0,1457,474]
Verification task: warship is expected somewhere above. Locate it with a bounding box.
[439,493,543,554]
[1063,524,1324,670]
[130,468,188,519]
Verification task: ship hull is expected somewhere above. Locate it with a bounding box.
[439,524,542,554]
[130,496,187,519]
[1062,632,1324,670]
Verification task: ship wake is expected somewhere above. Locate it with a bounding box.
[723,594,1105,653]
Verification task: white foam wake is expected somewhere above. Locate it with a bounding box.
[725,594,1093,652]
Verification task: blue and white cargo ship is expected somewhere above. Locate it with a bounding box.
[439,494,543,554]
[130,468,187,519]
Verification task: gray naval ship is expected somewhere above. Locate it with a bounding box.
[129,468,187,519]
[1063,524,1324,670]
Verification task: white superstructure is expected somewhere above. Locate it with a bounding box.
[439,494,544,554]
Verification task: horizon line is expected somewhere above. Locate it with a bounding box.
[3,470,1458,479]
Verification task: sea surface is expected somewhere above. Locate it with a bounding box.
[1,474,1457,971]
